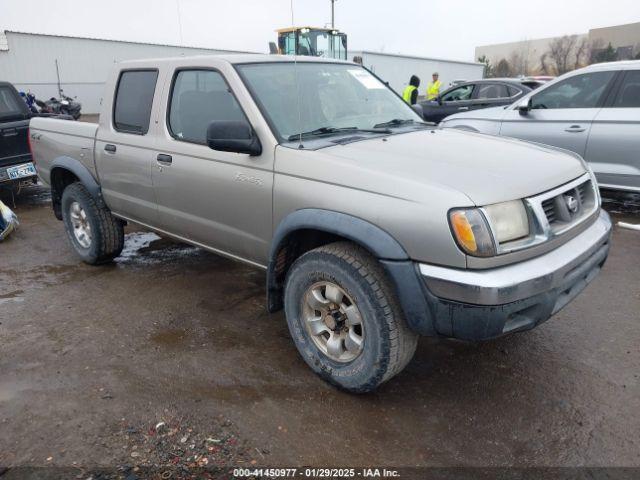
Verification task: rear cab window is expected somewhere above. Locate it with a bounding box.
[113,70,159,135]
[0,85,28,121]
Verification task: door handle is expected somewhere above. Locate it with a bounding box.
[458,107,469,111]
[565,125,586,133]
[2,129,18,137]
[104,144,117,153]
[157,153,173,164]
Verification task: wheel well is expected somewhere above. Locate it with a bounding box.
[50,168,79,220]
[268,229,366,312]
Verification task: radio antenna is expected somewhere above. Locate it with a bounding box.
[291,0,304,149]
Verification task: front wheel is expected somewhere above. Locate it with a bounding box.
[284,242,418,393]
[61,182,124,264]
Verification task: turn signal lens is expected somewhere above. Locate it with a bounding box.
[449,209,496,257]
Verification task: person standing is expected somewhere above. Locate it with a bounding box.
[426,72,443,101]
[402,75,420,105]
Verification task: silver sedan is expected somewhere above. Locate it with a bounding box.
[440,61,640,193]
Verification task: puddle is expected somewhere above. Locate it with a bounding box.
[115,232,201,266]
[151,328,189,348]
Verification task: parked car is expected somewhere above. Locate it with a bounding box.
[441,61,640,193]
[30,55,611,392]
[0,81,37,190]
[519,76,555,90]
[419,79,533,123]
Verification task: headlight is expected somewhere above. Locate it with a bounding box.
[483,200,529,243]
[449,200,530,257]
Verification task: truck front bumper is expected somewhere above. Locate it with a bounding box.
[383,210,612,341]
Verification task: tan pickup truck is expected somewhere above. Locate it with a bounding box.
[30,55,612,392]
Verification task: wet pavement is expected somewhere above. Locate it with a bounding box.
[0,185,639,472]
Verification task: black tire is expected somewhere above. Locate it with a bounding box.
[61,182,124,265]
[284,241,418,393]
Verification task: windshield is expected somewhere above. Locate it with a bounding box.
[236,63,423,142]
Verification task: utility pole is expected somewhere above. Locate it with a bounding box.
[330,0,336,29]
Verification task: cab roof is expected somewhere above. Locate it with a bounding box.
[117,53,352,67]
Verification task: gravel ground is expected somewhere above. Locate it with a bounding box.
[0,185,638,479]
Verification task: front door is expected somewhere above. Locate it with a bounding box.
[436,84,476,122]
[151,68,273,265]
[499,71,618,158]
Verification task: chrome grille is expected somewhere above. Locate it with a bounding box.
[490,173,599,255]
[540,179,595,230]
[542,198,556,224]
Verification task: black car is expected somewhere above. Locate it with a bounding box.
[418,79,533,124]
[0,81,36,190]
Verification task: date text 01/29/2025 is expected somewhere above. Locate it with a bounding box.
[233,468,400,478]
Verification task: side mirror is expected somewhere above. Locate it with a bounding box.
[206,121,262,156]
[516,98,532,115]
[437,96,443,105]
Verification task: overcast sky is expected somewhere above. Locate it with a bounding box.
[2,0,639,61]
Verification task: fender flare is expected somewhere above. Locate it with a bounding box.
[50,156,102,199]
[49,156,103,219]
[266,209,437,335]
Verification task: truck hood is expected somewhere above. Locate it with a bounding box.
[316,128,586,206]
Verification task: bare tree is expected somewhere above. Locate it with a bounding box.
[509,51,526,76]
[539,52,552,75]
[494,58,512,77]
[574,38,590,70]
[547,35,579,75]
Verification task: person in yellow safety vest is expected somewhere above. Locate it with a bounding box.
[402,75,421,105]
[426,72,443,101]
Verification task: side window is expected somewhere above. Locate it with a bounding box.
[168,69,245,144]
[613,71,640,108]
[476,84,509,100]
[113,70,158,134]
[531,71,616,110]
[507,85,522,97]
[441,85,474,102]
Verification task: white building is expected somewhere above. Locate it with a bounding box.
[0,31,485,113]
[350,50,485,97]
[0,31,250,113]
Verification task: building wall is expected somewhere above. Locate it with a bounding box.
[475,22,640,75]
[0,31,249,113]
[475,36,588,75]
[351,51,484,97]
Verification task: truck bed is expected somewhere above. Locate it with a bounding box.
[29,117,99,186]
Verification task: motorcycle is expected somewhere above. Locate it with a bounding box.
[37,91,82,120]
[19,91,40,114]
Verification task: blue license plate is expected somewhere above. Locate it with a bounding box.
[7,163,36,180]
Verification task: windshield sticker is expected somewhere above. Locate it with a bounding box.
[348,69,385,89]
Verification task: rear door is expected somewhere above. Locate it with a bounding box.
[0,84,31,171]
[499,71,617,157]
[471,82,515,111]
[586,69,640,191]
[95,69,160,223]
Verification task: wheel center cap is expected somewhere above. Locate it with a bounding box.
[324,314,337,330]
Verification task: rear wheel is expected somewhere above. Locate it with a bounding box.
[61,182,124,264]
[284,242,418,393]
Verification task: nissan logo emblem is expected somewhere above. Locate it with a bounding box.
[564,194,579,214]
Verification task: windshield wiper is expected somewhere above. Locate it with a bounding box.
[373,118,429,129]
[287,126,390,141]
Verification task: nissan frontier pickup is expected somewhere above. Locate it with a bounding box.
[30,55,612,392]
